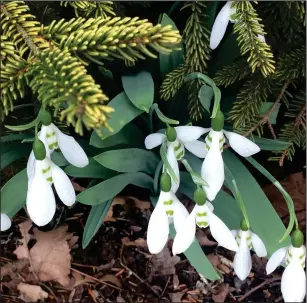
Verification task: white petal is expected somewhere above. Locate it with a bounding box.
[266,247,288,274]
[172,194,189,232]
[201,131,224,201]
[26,171,56,226]
[27,151,35,182]
[251,232,267,257]
[144,133,166,149]
[231,229,239,238]
[233,234,252,280]
[52,124,89,167]
[172,207,197,255]
[208,210,238,252]
[51,163,76,206]
[184,140,208,158]
[166,144,180,193]
[206,201,214,212]
[210,2,231,49]
[147,195,169,254]
[1,213,11,231]
[223,131,261,157]
[175,126,210,143]
[281,262,306,302]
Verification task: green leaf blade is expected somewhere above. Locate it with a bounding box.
[76,172,153,205]
[122,71,154,113]
[198,84,214,113]
[95,148,159,174]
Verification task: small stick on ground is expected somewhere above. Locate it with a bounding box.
[238,277,280,302]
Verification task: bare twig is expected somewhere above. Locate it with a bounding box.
[161,276,171,298]
[243,81,290,138]
[238,277,280,302]
[267,121,277,139]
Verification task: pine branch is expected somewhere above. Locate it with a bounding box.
[187,79,205,121]
[27,47,112,135]
[60,1,115,18]
[41,16,181,65]
[275,46,306,81]
[231,1,275,77]
[213,59,251,87]
[160,64,188,101]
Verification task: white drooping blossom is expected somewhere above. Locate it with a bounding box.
[26,128,77,226]
[201,111,260,201]
[172,189,238,255]
[145,126,209,192]
[266,230,306,302]
[147,174,189,254]
[1,213,11,231]
[210,1,265,50]
[232,225,267,280]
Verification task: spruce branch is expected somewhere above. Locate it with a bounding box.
[213,59,251,87]
[160,64,188,101]
[41,16,181,65]
[231,1,275,77]
[27,47,113,136]
[60,1,115,18]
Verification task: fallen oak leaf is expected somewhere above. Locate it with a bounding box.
[100,274,122,288]
[212,283,230,302]
[17,283,49,302]
[13,220,33,259]
[121,237,147,248]
[196,229,217,246]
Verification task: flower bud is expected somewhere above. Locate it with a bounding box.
[160,172,171,192]
[33,138,46,160]
[291,229,304,248]
[194,187,206,206]
[40,108,52,126]
[211,110,224,131]
[166,126,177,142]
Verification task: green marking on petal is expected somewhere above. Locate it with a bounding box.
[288,251,292,258]
[163,199,173,205]
[246,236,251,240]
[42,166,51,174]
[48,142,58,149]
[301,262,305,267]
[207,135,212,142]
[286,258,291,265]
[299,252,305,259]
[174,142,181,151]
[206,144,210,150]
[248,244,252,249]
[197,221,208,227]
[196,212,207,217]
[237,234,241,239]
[219,137,224,143]
[46,177,53,182]
[46,131,56,138]
[166,210,174,216]
[176,150,184,159]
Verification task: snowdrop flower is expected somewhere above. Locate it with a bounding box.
[201,110,260,200]
[28,109,89,169]
[172,188,238,255]
[1,213,11,231]
[266,230,306,302]
[210,1,265,50]
[145,126,208,192]
[26,134,76,227]
[232,220,267,280]
[147,172,189,254]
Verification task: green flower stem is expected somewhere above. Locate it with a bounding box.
[224,164,250,229]
[160,143,178,184]
[244,157,298,242]
[181,158,209,187]
[151,103,179,125]
[184,72,221,118]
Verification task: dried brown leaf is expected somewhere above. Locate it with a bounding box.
[121,237,147,248]
[17,283,49,302]
[151,246,180,276]
[169,292,184,302]
[104,198,126,222]
[70,271,94,288]
[13,220,33,259]
[72,181,86,192]
[207,254,231,274]
[212,283,230,302]
[97,259,115,272]
[100,274,122,288]
[196,229,217,246]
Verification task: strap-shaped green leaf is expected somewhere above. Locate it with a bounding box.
[76,172,153,205]
[82,199,113,249]
[95,148,159,175]
[1,142,31,170]
[1,168,27,215]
